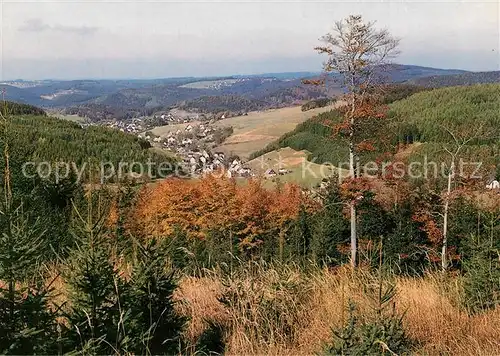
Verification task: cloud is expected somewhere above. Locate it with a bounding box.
[18,19,99,36]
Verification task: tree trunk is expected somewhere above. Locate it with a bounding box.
[349,140,357,267]
[348,89,357,268]
[442,161,454,271]
[350,203,357,267]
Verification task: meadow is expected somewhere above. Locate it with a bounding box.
[214,104,339,159]
[245,147,349,188]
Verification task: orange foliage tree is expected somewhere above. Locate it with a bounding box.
[130,174,315,254]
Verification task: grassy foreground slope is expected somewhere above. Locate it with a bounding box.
[251,84,500,179]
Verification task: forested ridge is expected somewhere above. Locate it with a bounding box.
[251,84,500,181]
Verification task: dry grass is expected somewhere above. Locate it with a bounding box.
[175,265,500,355]
[397,276,500,355]
[35,261,499,355]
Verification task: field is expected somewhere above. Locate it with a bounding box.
[54,113,87,123]
[213,104,339,159]
[245,147,349,188]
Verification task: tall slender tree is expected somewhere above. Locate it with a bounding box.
[315,15,400,266]
[440,124,485,271]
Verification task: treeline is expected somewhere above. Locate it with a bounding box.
[64,103,159,122]
[180,95,263,114]
[411,71,500,88]
[180,86,329,115]
[1,100,47,116]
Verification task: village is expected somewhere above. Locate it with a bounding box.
[137,119,295,179]
[73,106,297,180]
[138,120,257,178]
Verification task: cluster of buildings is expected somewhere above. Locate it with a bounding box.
[140,121,254,178]
[182,150,254,177]
[107,118,144,133]
[156,122,219,150]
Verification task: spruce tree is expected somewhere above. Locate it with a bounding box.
[124,237,188,355]
[0,108,59,354]
[61,194,128,354]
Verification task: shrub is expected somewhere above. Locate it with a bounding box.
[322,280,413,355]
[462,237,500,313]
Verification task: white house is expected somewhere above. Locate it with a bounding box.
[486,180,499,189]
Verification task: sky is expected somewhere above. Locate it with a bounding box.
[0,0,498,80]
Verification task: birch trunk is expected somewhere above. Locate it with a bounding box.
[349,105,357,267]
[442,161,454,271]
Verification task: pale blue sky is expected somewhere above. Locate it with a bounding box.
[1,0,498,80]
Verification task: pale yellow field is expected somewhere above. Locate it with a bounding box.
[214,104,338,159]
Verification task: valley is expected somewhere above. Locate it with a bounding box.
[1,5,499,355]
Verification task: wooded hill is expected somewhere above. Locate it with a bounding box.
[251,84,500,180]
[1,100,47,116]
[0,112,178,184]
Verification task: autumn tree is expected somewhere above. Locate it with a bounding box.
[315,15,400,266]
[131,175,313,259]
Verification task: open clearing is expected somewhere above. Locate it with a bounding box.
[54,114,86,123]
[244,147,349,189]
[213,104,339,159]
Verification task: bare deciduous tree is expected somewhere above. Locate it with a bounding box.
[316,15,400,267]
[440,124,485,271]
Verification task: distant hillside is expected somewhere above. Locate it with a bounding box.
[251,84,500,179]
[2,65,497,122]
[0,114,178,183]
[1,100,47,116]
[180,95,264,113]
[386,64,468,82]
[388,83,500,143]
[408,71,500,87]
